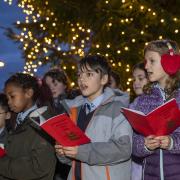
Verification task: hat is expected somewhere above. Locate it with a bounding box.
[161,42,180,75]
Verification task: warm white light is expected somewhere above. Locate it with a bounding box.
[175,29,179,33]
[160,19,164,23]
[0,61,5,67]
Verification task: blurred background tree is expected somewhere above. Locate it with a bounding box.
[4,0,180,91]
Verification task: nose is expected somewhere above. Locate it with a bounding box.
[7,99,12,107]
[78,73,86,81]
[133,79,139,86]
[145,62,148,70]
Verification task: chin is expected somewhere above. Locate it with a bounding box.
[81,92,89,97]
[135,90,143,96]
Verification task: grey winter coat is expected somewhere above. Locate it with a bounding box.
[58,87,132,180]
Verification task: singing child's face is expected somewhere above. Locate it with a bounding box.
[145,50,169,88]
[77,65,108,102]
[0,106,10,128]
[45,76,66,98]
[133,68,148,95]
[5,83,34,113]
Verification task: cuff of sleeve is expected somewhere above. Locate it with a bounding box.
[75,144,89,162]
[168,136,174,150]
[144,145,154,153]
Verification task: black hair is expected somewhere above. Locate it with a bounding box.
[78,55,111,78]
[0,93,10,112]
[4,73,40,102]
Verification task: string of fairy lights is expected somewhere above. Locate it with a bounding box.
[4,0,180,92]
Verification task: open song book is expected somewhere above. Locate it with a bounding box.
[29,106,91,146]
[122,98,180,136]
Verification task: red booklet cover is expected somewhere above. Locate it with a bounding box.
[122,98,180,136]
[29,107,91,146]
[0,144,6,157]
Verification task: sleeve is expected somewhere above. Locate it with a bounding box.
[169,127,180,154]
[132,131,154,157]
[75,113,132,166]
[0,131,56,179]
[57,155,72,166]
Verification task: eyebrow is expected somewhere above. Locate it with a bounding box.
[78,70,95,73]
[137,74,146,77]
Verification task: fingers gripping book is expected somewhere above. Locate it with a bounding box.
[29,106,90,146]
[122,98,180,136]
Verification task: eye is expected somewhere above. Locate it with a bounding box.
[54,82,58,86]
[77,73,81,78]
[150,59,155,64]
[132,78,136,82]
[139,77,145,81]
[87,72,93,77]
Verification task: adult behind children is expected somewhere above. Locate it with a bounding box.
[0,73,56,180]
[130,62,148,180]
[43,69,71,180]
[0,93,11,144]
[109,70,123,90]
[55,55,132,180]
[130,39,180,180]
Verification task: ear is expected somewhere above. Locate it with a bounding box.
[101,74,109,85]
[25,88,34,99]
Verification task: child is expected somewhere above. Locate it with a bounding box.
[0,73,56,180]
[43,69,69,114]
[55,55,132,180]
[43,69,71,180]
[130,40,180,180]
[132,62,148,96]
[130,62,148,180]
[0,93,11,144]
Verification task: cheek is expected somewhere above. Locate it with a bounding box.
[59,84,66,91]
[141,79,148,86]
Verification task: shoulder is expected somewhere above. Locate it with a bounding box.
[103,87,130,108]
[129,87,164,113]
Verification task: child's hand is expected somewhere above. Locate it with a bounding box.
[61,146,78,158]
[144,135,160,150]
[155,136,172,150]
[55,143,65,156]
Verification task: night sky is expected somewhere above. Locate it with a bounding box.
[0,1,49,90]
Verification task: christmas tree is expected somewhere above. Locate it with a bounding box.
[4,0,180,91]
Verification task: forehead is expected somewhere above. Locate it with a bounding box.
[145,50,161,60]
[45,76,64,84]
[5,83,23,94]
[78,64,94,72]
[133,68,146,77]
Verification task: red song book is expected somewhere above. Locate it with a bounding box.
[29,107,91,146]
[122,98,180,136]
[0,144,6,157]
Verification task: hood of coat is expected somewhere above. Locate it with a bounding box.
[63,87,129,109]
